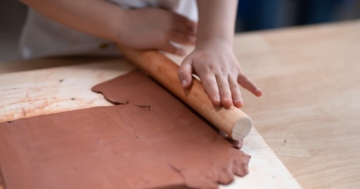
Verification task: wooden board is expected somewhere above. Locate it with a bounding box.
[0,58,300,188]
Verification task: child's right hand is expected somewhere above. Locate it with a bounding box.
[116,8,197,56]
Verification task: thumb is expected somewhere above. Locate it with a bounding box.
[178,58,193,88]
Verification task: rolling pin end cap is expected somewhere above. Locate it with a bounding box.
[231,116,253,140]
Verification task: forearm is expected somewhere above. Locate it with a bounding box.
[20,0,125,43]
[196,0,238,47]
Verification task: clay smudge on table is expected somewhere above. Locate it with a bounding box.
[0,70,249,189]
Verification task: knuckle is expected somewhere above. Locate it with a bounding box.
[214,67,223,75]
[237,74,248,82]
[230,84,239,90]
[220,67,227,74]
[178,68,185,76]
[231,68,240,75]
[206,79,218,87]
[218,82,229,89]
[202,66,213,74]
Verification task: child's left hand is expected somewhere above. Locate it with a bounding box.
[178,40,262,108]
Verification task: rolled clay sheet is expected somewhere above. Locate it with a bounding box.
[0,71,250,189]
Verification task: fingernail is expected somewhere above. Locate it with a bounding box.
[234,98,242,103]
[181,80,187,87]
[256,88,263,95]
[234,98,243,104]
[215,96,220,102]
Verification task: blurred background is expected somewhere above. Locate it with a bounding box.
[1,0,360,61]
[235,0,360,31]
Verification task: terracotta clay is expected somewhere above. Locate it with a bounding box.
[0,71,249,189]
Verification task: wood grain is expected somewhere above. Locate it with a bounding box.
[232,21,360,188]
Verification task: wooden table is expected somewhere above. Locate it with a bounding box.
[236,21,360,188]
[1,20,360,188]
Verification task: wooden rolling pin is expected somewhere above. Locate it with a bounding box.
[118,47,252,140]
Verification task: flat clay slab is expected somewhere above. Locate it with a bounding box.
[0,71,249,189]
[0,58,301,189]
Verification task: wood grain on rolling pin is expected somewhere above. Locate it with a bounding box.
[118,47,252,140]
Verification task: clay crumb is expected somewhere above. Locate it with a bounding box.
[71,98,76,101]
[59,79,63,82]
[284,140,287,143]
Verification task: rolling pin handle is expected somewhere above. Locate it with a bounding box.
[232,116,252,140]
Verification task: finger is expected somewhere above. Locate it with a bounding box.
[160,42,186,56]
[199,73,221,106]
[229,75,244,108]
[178,58,193,88]
[174,14,197,34]
[216,74,233,108]
[169,31,196,45]
[237,72,263,97]
[173,22,197,35]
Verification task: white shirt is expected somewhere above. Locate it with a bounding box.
[19,0,197,59]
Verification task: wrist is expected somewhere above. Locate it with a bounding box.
[195,38,233,51]
[107,9,128,44]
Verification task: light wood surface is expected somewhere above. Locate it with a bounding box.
[1,20,360,188]
[0,59,300,188]
[234,21,360,188]
[118,46,252,140]
[0,56,119,74]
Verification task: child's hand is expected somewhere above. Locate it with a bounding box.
[117,8,197,56]
[178,41,263,108]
